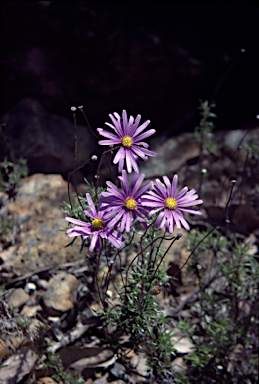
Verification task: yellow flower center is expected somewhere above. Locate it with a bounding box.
[124,197,137,210]
[164,197,177,210]
[91,218,105,231]
[121,135,133,148]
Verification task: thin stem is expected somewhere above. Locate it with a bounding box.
[78,105,99,139]
[95,239,106,312]
[68,158,91,212]
[139,218,158,265]
[95,146,120,197]
[125,233,174,292]
[149,236,177,287]
[151,229,166,271]
[239,149,250,205]
[175,180,236,278]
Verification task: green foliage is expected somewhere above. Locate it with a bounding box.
[176,230,259,384]
[99,224,177,375]
[0,158,28,241]
[0,158,28,195]
[16,316,31,332]
[243,131,259,160]
[0,216,14,239]
[146,317,176,374]
[193,100,219,155]
[60,104,258,382]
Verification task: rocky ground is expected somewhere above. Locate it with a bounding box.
[0,123,258,383]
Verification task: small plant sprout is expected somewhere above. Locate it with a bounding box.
[97,110,157,173]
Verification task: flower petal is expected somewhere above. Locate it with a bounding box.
[97,129,120,141]
[171,175,178,197]
[131,119,151,137]
[113,147,125,165]
[134,129,156,141]
[89,232,99,252]
[86,193,96,216]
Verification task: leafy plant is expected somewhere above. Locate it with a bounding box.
[176,230,259,384]
[193,99,218,155]
[0,158,28,196]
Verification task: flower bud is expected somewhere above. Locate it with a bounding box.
[150,286,161,296]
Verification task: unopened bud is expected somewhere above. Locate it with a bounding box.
[240,48,246,53]
[78,105,83,109]
[150,286,161,296]
[91,155,98,161]
[201,168,207,174]
[176,232,183,239]
[71,106,77,111]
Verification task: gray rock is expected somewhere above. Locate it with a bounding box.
[43,272,79,315]
[24,282,36,295]
[0,98,98,183]
[0,174,83,277]
[110,362,126,379]
[139,133,200,178]
[7,288,30,308]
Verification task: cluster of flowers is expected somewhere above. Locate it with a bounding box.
[65,110,203,252]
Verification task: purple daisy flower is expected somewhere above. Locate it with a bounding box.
[65,193,125,252]
[100,170,153,233]
[142,175,203,234]
[97,110,157,173]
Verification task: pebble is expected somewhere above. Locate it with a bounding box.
[24,282,36,295]
[43,272,78,316]
[7,288,30,308]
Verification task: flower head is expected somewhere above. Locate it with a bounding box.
[142,175,203,233]
[100,170,153,233]
[97,110,157,173]
[65,193,125,252]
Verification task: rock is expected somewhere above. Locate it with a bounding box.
[43,272,78,315]
[24,282,36,295]
[37,378,58,384]
[0,335,24,363]
[0,346,38,384]
[139,133,200,179]
[0,174,84,277]
[0,98,98,183]
[20,305,41,318]
[171,335,195,353]
[110,362,126,379]
[7,288,30,308]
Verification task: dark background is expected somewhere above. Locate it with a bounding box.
[1,1,258,132]
[0,1,259,180]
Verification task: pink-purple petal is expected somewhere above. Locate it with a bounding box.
[97,129,119,141]
[131,120,151,137]
[176,187,188,200]
[130,172,144,196]
[113,147,125,164]
[86,193,96,216]
[171,175,178,196]
[89,232,98,252]
[134,129,156,141]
